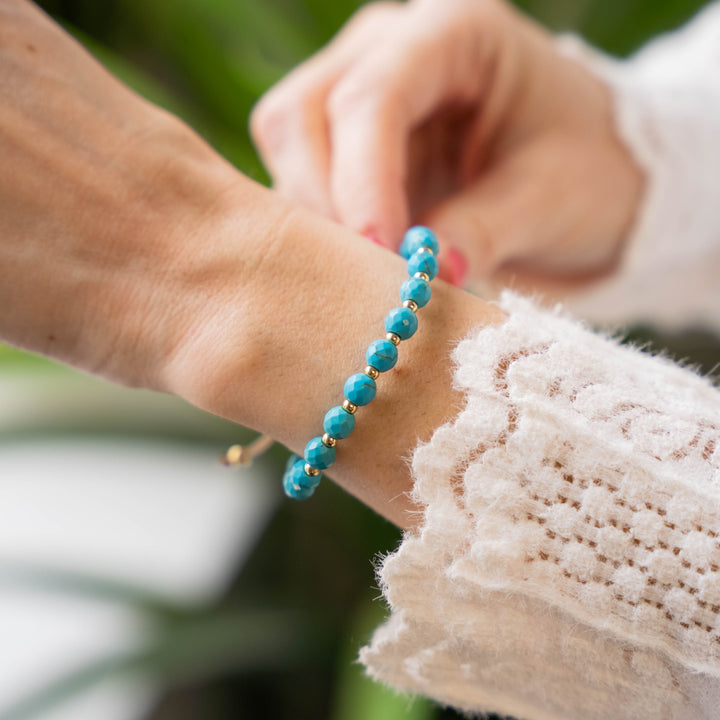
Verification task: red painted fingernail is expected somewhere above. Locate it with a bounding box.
[447,247,468,287]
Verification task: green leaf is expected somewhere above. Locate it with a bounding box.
[330,599,435,720]
[0,609,329,720]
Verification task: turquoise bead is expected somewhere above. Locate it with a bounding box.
[282,457,316,500]
[407,248,439,280]
[344,372,377,406]
[385,307,418,340]
[400,277,431,308]
[295,465,321,491]
[400,226,439,259]
[324,405,356,439]
[366,339,398,372]
[283,474,314,500]
[304,436,336,469]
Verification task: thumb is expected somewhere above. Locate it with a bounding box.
[422,166,543,285]
[422,192,505,286]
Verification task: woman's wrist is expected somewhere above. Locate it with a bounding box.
[165,197,504,527]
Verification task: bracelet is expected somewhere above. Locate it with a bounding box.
[281,225,440,500]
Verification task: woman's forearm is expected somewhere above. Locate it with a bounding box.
[0,0,502,528]
[0,0,243,387]
[0,0,287,391]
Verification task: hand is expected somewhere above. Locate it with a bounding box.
[250,0,644,291]
[1,0,502,528]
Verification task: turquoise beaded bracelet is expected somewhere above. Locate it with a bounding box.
[281,225,440,500]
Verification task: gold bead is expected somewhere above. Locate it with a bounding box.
[364,365,380,380]
[386,332,401,346]
[414,271,430,282]
[342,399,358,414]
[322,433,337,448]
[402,299,418,312]
[222,444,247,467]
[304,464,320,477]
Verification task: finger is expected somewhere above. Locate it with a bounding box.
[326,1,501,247]
[436,246,469,287]
[251,73,335,216]
[250,2,404,218]
[421,150,552,283]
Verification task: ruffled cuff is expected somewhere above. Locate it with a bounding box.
[361,293,720,720]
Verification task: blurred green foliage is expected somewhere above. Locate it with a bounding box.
[519,0,710,53]
[34,0,713,190]
[8,0,717,718]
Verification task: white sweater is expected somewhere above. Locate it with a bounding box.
[360,5,720,719]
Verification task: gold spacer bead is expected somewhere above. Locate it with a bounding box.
[342,399,358,414]
[402,299,418,312]
[321,433,337,448]
[364,365,380,380]
[304,463,320,477]
[414,271,430,282]
[386,332,401,346]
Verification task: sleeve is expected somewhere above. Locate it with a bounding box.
[554,3,720,334]
[361,292,720,720]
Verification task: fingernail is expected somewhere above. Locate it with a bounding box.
[447,247,468,287]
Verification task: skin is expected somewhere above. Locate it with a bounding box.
[251,0,645,291]
[0,0,501,529]
[1,0,643,528]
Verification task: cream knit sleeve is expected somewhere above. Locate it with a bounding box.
[361,293,720,719]
[361,8,720,717]
[557,3,720,333]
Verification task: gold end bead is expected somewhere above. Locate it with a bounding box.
[364,365,380,380]
[304,464,320,477]
[221,434,274,468]
[386,332,401,346]
[221,444,246,467]
[414,271,430,282]
[402,299,418,312]
[342,399,358,414]
[321,433,337,448]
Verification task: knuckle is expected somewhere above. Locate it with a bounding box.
[249,92,290,151]
[251,79,324,153]
[327,75,378,121]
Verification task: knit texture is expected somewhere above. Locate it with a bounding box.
[361,294,720,719]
